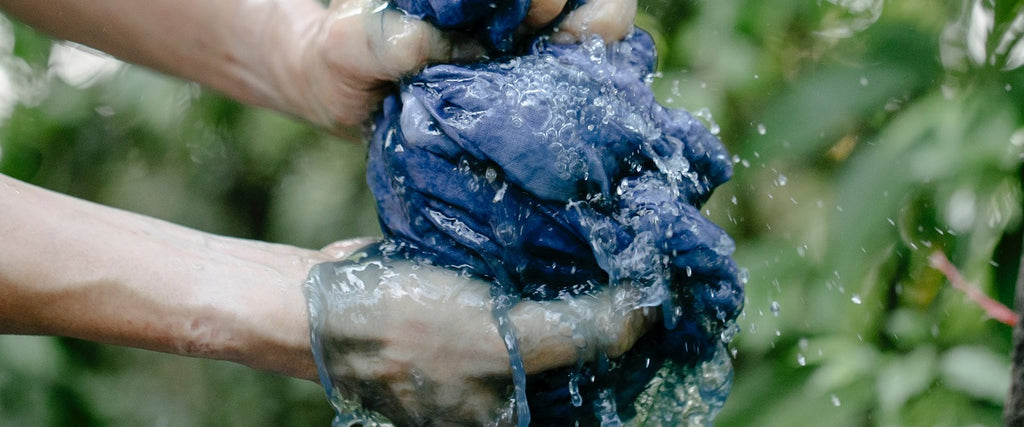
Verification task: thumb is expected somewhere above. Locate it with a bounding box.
[365,5,485,79]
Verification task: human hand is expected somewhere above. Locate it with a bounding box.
[273,0,637,135]
[305,245,653,425]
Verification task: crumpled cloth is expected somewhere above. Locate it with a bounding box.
[365,27,744,423]
[344,0,745,423]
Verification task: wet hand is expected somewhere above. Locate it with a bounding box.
[277,0,637,135]
[305,251,654,425]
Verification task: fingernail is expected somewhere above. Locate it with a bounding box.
[550,29,577,45]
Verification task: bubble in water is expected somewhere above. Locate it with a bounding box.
[830,394,842,407]
[797,353,806,366]
[756,123,767,135]
[770,301,781,316]
[851,294,862,304]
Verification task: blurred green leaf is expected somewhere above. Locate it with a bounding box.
[876,345,938,416]
[939,345,1011,404]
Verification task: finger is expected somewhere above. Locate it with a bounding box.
[551,0,637,44]
[523,0,570,30]
[365,6,485,78]
[319,237,377,259]
[601,305,656,357]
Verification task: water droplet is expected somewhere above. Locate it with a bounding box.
[797,353,806,366]
[859,76,869,86]
[774,173,787,187]
[756,123,766,135]
[851,294,862,304]
[492,182,508,203]
[830,394,841,407]
[770,301,781,316]
[568,372,583,407]
[694,107,720,136]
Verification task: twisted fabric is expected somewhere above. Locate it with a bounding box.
[365,27,743,423]
[344,1,745,423]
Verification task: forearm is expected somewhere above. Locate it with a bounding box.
[0,174,323,380]
[0,0,321,118]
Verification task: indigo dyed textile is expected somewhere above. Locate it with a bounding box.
[366,26,744,424]
[391,0,578,51]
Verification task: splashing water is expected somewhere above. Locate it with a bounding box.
[307,245,741,426]
[632,345,735,426]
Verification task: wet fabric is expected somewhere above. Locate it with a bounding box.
[391,0,579,51]
[365,26,745,424]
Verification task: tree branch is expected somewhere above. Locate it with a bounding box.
[1005,231,1024,426]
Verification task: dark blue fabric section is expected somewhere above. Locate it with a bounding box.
[367,29,743,424]
[391,0,579,51]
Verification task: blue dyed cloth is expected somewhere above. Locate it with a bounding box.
[366,26,744,424]
[391,0,578,51]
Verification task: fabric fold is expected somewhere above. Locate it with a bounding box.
[362,28,744,424]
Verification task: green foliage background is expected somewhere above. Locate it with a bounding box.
[1,0,1022,425]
